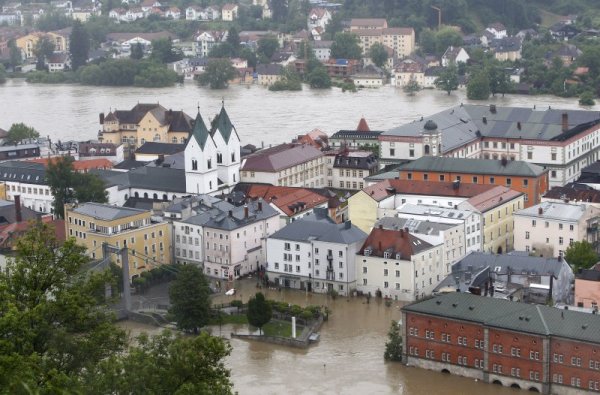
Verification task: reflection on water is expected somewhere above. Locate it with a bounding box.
[119,279,518,394]
[0,79,593,146]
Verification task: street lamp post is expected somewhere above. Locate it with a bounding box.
[431,6,442,29]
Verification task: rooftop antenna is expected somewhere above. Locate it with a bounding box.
[222,97,225,107]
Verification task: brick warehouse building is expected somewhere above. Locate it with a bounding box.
[401,292,600,394]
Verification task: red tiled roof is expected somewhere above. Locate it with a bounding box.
[465,186,523,212]
[28,157,113,171]
[361,179,497,202]
[240,184,329,216]
[356,117,370,132]
[359,227,432,258]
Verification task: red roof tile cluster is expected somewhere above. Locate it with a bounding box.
[28,157,113,172]
[239,184,329,216]
[358,227,432,258]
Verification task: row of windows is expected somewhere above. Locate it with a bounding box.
[9,184,49,195]
[530,221,574,231]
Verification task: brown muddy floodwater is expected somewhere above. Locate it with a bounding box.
[119,279,519,395]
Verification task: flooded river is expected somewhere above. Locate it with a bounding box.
[0,79,595,146]
[120,279,517,395]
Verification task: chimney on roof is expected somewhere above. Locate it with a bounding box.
[228,210,233,217]
[258,200,262,211]
[538,207,543,215]
[483,116,487,124]
[501,157,508,167]
[404,227,409,233]
[490,104,497,114]
[99,112,104,124]
[517,121,521,130]
[244,204,249,219]
[378,224,383,230]
[400,228,405,238]
[14,195,22,223]
[562,112,569,132]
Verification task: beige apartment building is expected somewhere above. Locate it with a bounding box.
[348,19,415,58]
[99,103,193,150]
[65,202,171,279]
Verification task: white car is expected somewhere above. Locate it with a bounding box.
[225,288,236,296]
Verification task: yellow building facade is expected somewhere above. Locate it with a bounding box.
[65,203,171,279]
[99,104,192,149]
[16,31,69,59]
[348,189,381,233]
[478,193,525,254]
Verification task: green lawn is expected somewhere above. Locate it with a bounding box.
[262,320,299,338]
[208,313,248,325]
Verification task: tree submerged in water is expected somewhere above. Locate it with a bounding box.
[384,320,403,362]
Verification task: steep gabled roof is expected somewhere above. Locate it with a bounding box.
[190,111,211,150]
[356,117,370,132]
[359,227,433,258]
[212,105,238,144]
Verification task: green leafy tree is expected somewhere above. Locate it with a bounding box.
[198,58,236,89]
[208,42,236,58]
[0,222,126,393]
[369,42,388,68]
[487,62,512,97]
[308,66,331,89]
[240,46,257,68]
[419,28,437,54]
[434,64,459,95]
[384,320,403,361]
[331,32,362,60]
[6,122,39,144]
[8,40,21,69]
[435,27,463,56]
[271,0,288,23]
[74,173,108,204]
[565,241,599,272]
[85,331,233,394]
[168,265,211,334]
[46,156,107,217]
[33,36,55,70]
[226,26,241,52]
[269,66,302,91]
[70,20,90,71]
[46,156,76,218]
[467,70,490,100]
[257,36,280,61]
[247,292,272,335]
[130,42,144,60]
[35,10,72,31]
[403,78,421,95]
[151,38,182,64]
[580,91,596,106]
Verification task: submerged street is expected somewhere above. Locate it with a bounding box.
[121,279,519,394]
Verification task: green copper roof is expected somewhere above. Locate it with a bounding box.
[191,111,210,150]
[213,105,236,143]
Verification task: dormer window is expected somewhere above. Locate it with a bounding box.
[364,248,371,256]
[384,251,391,259]
[396,253,401,260]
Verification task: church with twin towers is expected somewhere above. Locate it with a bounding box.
[185,103,241,195]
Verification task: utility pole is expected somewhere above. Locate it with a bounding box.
[431,6,442,30]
